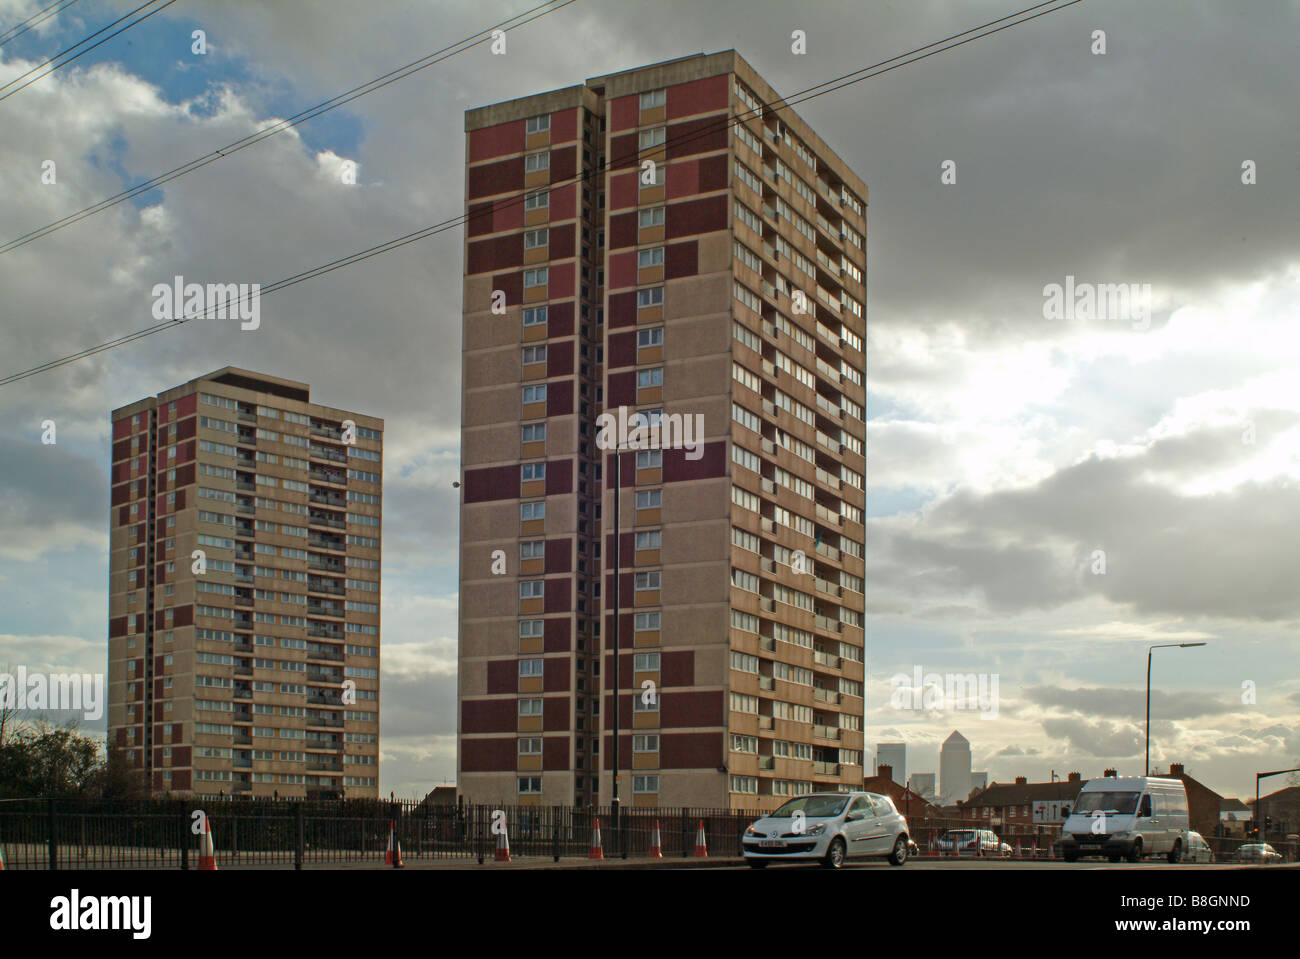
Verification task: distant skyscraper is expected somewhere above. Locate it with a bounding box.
[877,743,906,785]
[940,730,971,803]
[910,772,936,800]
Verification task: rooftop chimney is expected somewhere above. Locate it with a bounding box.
[1169,763,1184,777]
[877,764,892,783]
[1103,768,1117,777]
[1068,771,1082,783]
[1015,776,1028,785]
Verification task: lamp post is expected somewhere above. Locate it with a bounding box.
[610,446,622,857]
[1145,642,1206,775]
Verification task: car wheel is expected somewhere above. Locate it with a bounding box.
[822,837,846,869]
[1167,840,1181,864]
[888,836,908,866]
[1063,849,1079,863]
[1127,839,1142,864]
[746,860,768,869]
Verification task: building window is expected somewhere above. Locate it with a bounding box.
[524,228,549,249]
[639,89,666,110]
[525,115,550,135]
[636,287,663,308]
[638,127,666,150]
[637,247,665,269]
[524,152,549,173]
[523,306,548,327]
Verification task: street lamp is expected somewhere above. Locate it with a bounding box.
[1145,642,1206,775]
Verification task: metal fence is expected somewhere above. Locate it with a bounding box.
[0,798,762,869]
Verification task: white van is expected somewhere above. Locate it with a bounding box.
[1057,777,1190,863]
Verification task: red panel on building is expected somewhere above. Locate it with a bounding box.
[112,438,130,461]
[542,736,569,770]
[608,290,637,329]
[468,155,524,200]
[608,171,638,211]
[606,250,636,290]
[109,616,127,638]
[176,463,196,488]
[467,233,524,275]
[469,118,525,163]
[661,650,695,687]
[667,75,729,119]
[543,577,571,613]
[660,731,723,769]
[467,201,496,237]
[486,659,517,695]
[544,458,572,496]
[667,157,700,200]
[174,605,193,628]
[607,370,635,407]
[608,94,638,131]
[550,107,578,144]
[543,617,571,652]
[698,153,729,193]
[664,240,698,280]
[548,261,575,300]
[607,330,636,369]
[542,696,570,731]
[172,745,190,765]
[609,132,639,171]
[464,463,519,504]
[663,441,727,482]
[661,690,725,728]
[547,301,574,338]
[608,210,637,250]
[548,222,576,260]
[176,416,196,441]
[666,114,729,160]
[546,340,574,378]
[462,698,517,734]
[112,418,133,440]
[494,197,524,233]
[549,183,577,220]
[172,770,191,790]
[543,658,570,692]
[546,382,573,417]
[550,145,577,183]
[544,538,571,574]
[666,194,728,239]
[462,736,516,771]
[111,484,129,506]
[492,270,523,306]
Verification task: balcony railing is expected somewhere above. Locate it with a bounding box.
[813,761,840,776]
[813,724,840,740]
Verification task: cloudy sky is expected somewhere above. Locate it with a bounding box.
[1,0,1297,803]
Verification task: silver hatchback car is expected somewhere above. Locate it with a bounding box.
[742,791,911,868]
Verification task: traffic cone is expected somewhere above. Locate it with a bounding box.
[588,818,604,860]
[495,824,511,862]
[648,820,663,858]
[385,820,404,867]
[198,815,217,871]
[1048,839,1055,860]
[693,820,708,858]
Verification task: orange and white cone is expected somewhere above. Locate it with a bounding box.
[385,820,404,867]
[693,820,708,858]
[588,818,604,860]
[198,815,217,871]
[495,824,511,862]
[648,820,663,858]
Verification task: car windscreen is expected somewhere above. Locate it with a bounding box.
[771,796,848,818]
[1072,791,1139,815]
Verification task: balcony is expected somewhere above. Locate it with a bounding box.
[814,688,840,705]
[815,577,842,598]
[309,536,345,553]
[813,724,840,741]
[310,469,346,486]
[307,626,343,640]
[813,650,841,669]
[815,466,841,491]
[815,541,841,562]
[759,756,775,770]
[813,761,840,777]
[310,492,346,508]
[310,445,346,464]
[759,676,775,691]
[814,614,842,634]
[758,716,774,730]
[309,512,345,530]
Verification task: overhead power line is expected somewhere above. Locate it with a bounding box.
[0,0,1084,387]
[0,0,179,103]
[0,0,84,47]
[0,0,577,256]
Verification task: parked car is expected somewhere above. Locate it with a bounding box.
[1184,831,1215,863]
[742,791,910,869]
[1234,843,1283,864]
[1058,776,1190,863]
[935,828,1009,857]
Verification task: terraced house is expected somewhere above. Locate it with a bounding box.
[107,367,382,798]
[459,51,867,811]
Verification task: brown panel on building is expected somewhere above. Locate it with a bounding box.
[543,577,571,613]
[462,736,516,772]
[544,459,572,496]
[661,690,725,728]
[607,330,637,369]
[542,736,570,770]
[608,131,639,170]
[607,290,638,329]
[468,155,524,200]
[664,240,698,280]
[607,370,636,407]
[549,222,576,260]
[115,728,128,747]
[469,118,525,163]
[543,617,571,653]
[462,698,517,734]
[550,146,577,183]
[666,115,729,160]
[543,658,570,692]
[464,463,520,504]
[608,210,638,250]
[171,770,191,790]
[492,270,523,306]
[109,616,127,638]
[112,438,130,461]
[172,746,191,766]
[544,539,571,574]
[176,416,196,441]
[660,731,723,769]
[467,200,497,238]
[468,233,524,275]
[546,382,573,417]
[547,300,575,338]
[666,194,728,239]
[111,484,129,506]
[661,650,695,687]
[486,659,517,695]
[542,696,570,731]
[173,605,193,628]
[177,463,196,487]
[663,441,727,482]
[546,341,575,378]
[698,153,729,193]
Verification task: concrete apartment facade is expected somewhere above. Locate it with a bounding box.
[459,51,867,811]
[107,367,383,798]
